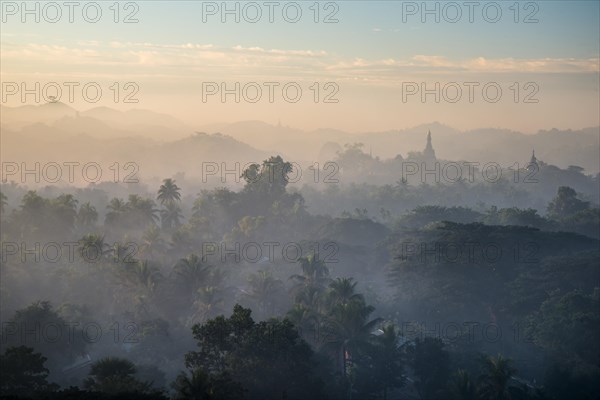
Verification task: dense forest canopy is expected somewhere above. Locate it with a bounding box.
[1,150,599,399]
[3,0,599,397]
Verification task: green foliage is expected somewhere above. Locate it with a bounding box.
[315,217,390,247]
[526,289,600,367]
[104,195,158,231]
[156,178,182,206]
[387,221,599,322]
[160,202,183,230]
[290,254,331,301]
[242,156,292,202]
[0,191,7,215]
[543,361,600,400]
[83,357,158,396]
[408,337,450,399]
[558,207,600,238]
[398,206,483,229]
[484,206,551,230]
[1,301,87,370]
[184,304,326,400]
[0,346,58,396]
[476,354,516,400]
[5,191,79,239]
[547,186,590,220]
[77,202,98,229]
[447,369,476,400]
[78,233,109,262]
[172,254,212,299]
[510,251,600,315]
[1,154,599,400]
[353,325,405,400]
[172,369,243,400]
[242,270,285,318]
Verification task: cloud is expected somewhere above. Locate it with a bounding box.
[1,39,597,84]
[326,55,599,76]
[462,57,600,73]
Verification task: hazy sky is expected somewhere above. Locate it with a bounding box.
[1,1,599,132]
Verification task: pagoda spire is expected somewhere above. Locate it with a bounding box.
[527,149,538,171]
[530,149,537,164]
[423,130,436,161]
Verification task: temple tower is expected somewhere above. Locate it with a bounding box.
[423,130,436,162]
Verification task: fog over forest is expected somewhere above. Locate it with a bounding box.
[2,103,599,400]
[1,1,600,400]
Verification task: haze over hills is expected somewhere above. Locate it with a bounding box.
[1,130,272,188]
[0,103,193,141]
[2,104,599,176]
[204,120,599,173]
[2,3,599,397]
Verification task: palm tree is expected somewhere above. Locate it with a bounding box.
[110,242,138,265]
[172,254,211,298]
[160,202,183,230]
[78,234,109,263]
[1,191,8,216]
[477,354,517,400]
[84,357,149,394]
[327,277,364,309]
[20,191,45,212]
[325,300,382,377]
[105,198,128,226]
[369,324,405,400]
[122,260,162,293]
[77,202,98,228]
[287,303,322,345]
[192,286,226,323]
[172,369,242,400]
[172,368,212,399]
[157,178,181,205]
[51,194,79,232]
[243,270,284,317]
[291,284,330,347]
[287,257,336,348]
[290,254,330,300]
[88,357,136,378]
[140,225,166,258]
[56,193,78,210]
[127,195,159,228]
[118,260,163,317]
[16,191,47,237]
[449,369,476,400]
[169,226,199,257]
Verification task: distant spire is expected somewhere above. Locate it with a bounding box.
[528,149,538,170]
[423,130,436,161]
[277,119,282,128]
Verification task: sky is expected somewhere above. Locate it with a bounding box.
[1,0,599,132]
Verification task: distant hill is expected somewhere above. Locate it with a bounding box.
[1,126,271,187]
[1,102,77,128]
[81,107,193,139]
[202,120,600,173]
[3,104,598,176]
[1,103,193,141]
